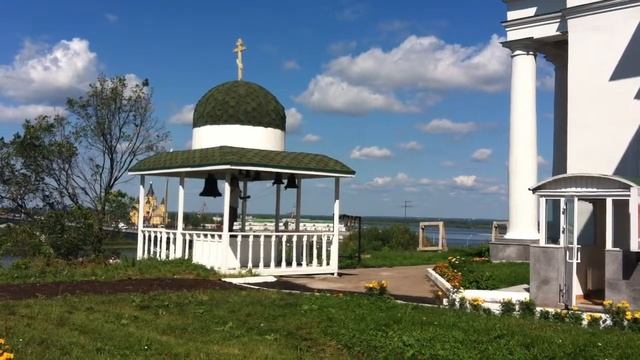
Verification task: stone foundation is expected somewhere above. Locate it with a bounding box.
[489,239,536,262]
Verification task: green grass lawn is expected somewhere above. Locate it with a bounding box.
[0,258,218,284]
[457,262,530,290]
[1,288,639,359]
[340,247,488,269]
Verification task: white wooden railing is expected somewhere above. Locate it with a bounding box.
[138,229,338,276]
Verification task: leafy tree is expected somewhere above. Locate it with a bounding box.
[0,75,168,257]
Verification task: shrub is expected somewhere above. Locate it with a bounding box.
[482,307,494,316]
[603,299,630,329]
[458,296,468,311]
[517,299,537,318]
[469,297,485,312]
[585,313,603,329]
[551,310,567,323]
[567,309,584,326]
[538,309,551,320]
[433,263,462,289]
[364,280,388,296]
[499,298,516,317]
[0,224,52,258]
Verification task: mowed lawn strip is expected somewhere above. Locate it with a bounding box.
[1,288,639,359]
[0,258,218,284]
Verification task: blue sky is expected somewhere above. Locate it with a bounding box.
[0,1,556,219]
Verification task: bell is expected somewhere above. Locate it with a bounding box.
[272,173,284,186]
[199,174,222,197]
[284,174,298,190]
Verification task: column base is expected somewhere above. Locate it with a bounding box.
[490,238,538,262]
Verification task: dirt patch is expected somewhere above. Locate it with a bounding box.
[0,278,238,300]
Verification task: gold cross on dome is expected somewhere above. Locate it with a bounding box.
[233,38,247,80]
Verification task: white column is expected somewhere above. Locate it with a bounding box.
[176,175,185,258]
[222,173,232,270]
[275,182,281,232]
[241,179,248,232]
[295,177,302,232]
[630,188,639,251]
[136,175,145,259]
[549,49,568,176]
[331,178,340,275]
[505,47,539,241]
[606,197,613,249]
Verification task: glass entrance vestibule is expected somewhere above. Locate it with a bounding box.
[530,174,640,308]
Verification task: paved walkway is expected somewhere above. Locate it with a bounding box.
[280,265,439,301]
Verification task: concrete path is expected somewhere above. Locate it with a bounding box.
[280,265,439,300]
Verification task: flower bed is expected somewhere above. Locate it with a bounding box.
[432,256,528,290]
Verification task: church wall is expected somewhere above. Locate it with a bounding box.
[565,4,640,176]
[192,124,285,151]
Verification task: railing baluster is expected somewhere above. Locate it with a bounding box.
[259,234,265,270]
[291,234,297,269]
[161,231,167,260]
[302,235,307,268]
[281,234,287,268]
[270,235,276,269]
[322,234,327,267]
[248,234,254,269]
[312,234,318,267]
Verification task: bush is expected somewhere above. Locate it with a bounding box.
[0,207,121,260]
[538,309,551,321]
[585,313,603,329]
[517,299,537,318]
[342,224,417,255]
[551,310,567,322]
[458,296,468,311]
[500,298,516,317]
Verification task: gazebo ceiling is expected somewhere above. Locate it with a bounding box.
[128,146,356,178]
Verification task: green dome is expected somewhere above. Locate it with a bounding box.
[192,81,286,130]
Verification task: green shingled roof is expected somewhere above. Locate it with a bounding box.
[129,146,355,176]
[193,81,286,130]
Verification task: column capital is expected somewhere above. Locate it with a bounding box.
[502,38,539,55]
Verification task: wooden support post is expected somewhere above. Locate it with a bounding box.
[295,177,302,232]
[222,173,232,271]
[177,175,185,258]
[332,178,340,275]
[241,179,248,232]
[136,176,145,259]
[275,183,281,232]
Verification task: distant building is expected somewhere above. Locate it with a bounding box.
[129,182,168,227]
[494,0,640,308]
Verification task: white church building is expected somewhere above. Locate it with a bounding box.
[491,0,640,308]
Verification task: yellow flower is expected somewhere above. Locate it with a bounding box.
[626,311,633,321]
[0,340,4,345]
[634,311,640,319]
[571,306,578,311]
[603,299,613,307]
[618,300,631,310]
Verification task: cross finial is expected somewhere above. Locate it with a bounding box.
[233,38,247,80]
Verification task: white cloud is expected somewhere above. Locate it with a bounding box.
[441,160,455,167]
[302,134,321,143]
[0,103,66,123]
[471,148,493,162]
[453,175,477,188]
[353,172,412,190]
[282,60,300,71]
[350,145,393,159]
[398,140,422,151]
[298,34,509,116]
[538,155,548,166]
[168,104,195,125]
[417,118,479,135]
[296,75,417,115]
[328,40,357,56]
[105,13,119,23]
[285,107,303,132]
[0,38,99,104]
[324,34,509,93]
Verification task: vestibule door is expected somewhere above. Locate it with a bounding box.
[563,197,579,307]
